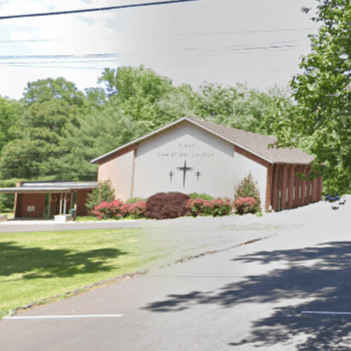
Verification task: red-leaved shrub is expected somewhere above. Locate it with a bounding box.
[233,197,257,215]
[144,192,190,220]
[91,199,146,219]
[186,198,232,217]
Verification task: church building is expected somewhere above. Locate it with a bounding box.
[91,117,322,212]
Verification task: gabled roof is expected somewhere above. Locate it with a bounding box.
[90,117,314,165]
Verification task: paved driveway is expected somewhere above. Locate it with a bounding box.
[2,199,351,350]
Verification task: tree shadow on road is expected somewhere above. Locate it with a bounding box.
[142,241,351,350]
[0,241,128,280]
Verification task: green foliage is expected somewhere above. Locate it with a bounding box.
[60,100,151,180]
[189,193,214,200]
[0,178,22,212]
[0,100,78,179]
[85,180,115,211]
[0,96,22,152]
[126,197,147,204]
[234,173,261,211]
[272,0,351,195]
[22,77,86,107]
[98,66,173,122]
[192,83,295,135]
[0,65,297,189]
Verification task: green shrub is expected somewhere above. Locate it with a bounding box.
[0,178,24,212]
[85,180,115,211]
[234,173,261,212]
[126,197,147,204]
[189,193,214,201]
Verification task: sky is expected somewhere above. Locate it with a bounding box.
[0,0,320,100]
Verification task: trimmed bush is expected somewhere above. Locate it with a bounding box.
[233,197,257,215]
[144,192,190,220]
[186,198,232,217]
[234,173,261,212]
[189,193,214,201]
[91,199,146,220]
[86,180,115,211]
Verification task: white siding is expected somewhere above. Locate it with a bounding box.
[232,151,267,210]
[98,150,134,201]
[132,121,267,207]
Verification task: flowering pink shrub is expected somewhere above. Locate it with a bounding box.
[91,199,147,219]
[186,198,232,217]
[233,197,257,215]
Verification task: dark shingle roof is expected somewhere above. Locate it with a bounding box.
[91,117,314,165]
[188,117,314,164]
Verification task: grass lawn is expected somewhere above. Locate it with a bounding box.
[75,215,140,222]
[0,228,164,318]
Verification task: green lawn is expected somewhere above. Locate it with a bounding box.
[75,215,140,222]
[0,228,164,317]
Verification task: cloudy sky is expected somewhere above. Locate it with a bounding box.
[0,0,319,100]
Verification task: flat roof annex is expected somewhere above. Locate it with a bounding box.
[0,181,97,194]
[90,117,314,165]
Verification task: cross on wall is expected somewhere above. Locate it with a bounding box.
[177,160,193,188]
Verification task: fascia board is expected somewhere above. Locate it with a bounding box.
[90,117,190,164]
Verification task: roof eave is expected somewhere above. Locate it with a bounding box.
[91,117,275,165]
[90,117,190,164]
[187,119,274,164]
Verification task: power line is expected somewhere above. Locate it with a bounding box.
[145,27,317,38]
[0,54,118,60]
[0,0,200,20]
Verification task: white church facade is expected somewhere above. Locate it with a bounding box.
[91,117,322,212]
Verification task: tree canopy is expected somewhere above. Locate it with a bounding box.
[273,0,351,195]
[0,67,295,210]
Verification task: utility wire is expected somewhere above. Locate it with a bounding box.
[0,0,200,20]
[0,54,118,60]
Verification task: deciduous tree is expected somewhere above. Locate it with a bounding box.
[273,0,351,194]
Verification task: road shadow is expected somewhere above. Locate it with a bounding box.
[142,241,351,350]
[0,241,127,280]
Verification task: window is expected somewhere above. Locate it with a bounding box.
[310,184,312,196]
[299,186,301,199]
[286,188,289,203]
[293,187,295,200]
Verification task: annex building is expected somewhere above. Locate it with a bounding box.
[91,117,322,212]
[0,181,97,219]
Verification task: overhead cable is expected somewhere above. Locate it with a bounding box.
[0,0,200,20]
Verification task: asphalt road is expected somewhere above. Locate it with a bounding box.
[2,200,351,350]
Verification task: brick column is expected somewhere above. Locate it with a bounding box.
[282,164,289,210]
[297,165,303,207]
[265,164,274,212]
[302,166,308,206]
[288,165,296,209]
[318,176,323,201]
[272,164,280,211]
